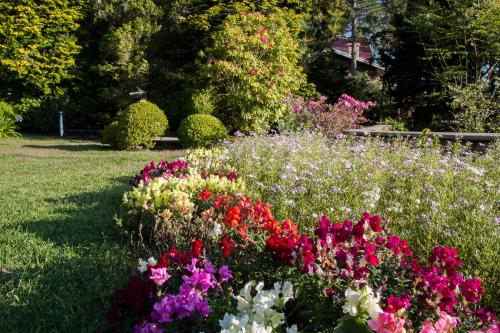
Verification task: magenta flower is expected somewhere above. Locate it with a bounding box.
[460,278,484,303]
[133,322,163,333]
[150,268,171,286]
[385,293,412,314]
[219,265,232,282]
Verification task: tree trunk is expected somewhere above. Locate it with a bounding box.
[350,0,358,75]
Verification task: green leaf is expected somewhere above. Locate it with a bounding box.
[333,316,372,333]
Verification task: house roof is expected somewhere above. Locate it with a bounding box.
[332,37,385,70]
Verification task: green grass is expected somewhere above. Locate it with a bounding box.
[0,135,183,332]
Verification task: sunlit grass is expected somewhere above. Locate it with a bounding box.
[0,135,183,332]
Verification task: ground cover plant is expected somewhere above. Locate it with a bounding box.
[109,139,499,332]
[186,133,500,307]
[0,136,183,332]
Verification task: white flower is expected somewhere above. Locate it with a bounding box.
[281,281,293,303]
[222,281,296,333]
[286,324,298,333]
[342,288,361,316]
[342,286,382,319]
[210,223,222,237]
[138,256,157,273]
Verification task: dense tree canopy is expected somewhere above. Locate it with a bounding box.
[0,0,497,132]
[0,0,82,111]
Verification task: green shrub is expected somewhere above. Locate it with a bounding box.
[101,120,121,148]
[101,100,168,150]
[378,117,408,131]
[190,89,216,115]
[0,101,21,138]
[203,10,309,132]
[177,114,227,148]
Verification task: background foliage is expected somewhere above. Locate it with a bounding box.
[0,0,498,133]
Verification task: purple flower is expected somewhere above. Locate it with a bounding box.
[133,322,163,333]
[219,265,233,282]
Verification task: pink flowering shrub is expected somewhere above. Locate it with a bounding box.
[282,94,373,136]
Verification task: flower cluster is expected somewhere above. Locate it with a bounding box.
[282,94,373,136]
[110,240,232,333]
[121,166,246,246]
[112,154,498,333]
[218,281,296,333]
[130,159,190,187]
[342,285,383,319]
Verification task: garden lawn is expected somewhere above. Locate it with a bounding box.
[0,136,183,332]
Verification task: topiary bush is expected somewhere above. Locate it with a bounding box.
[101,120,121,148]
[102,100,168,150]
[177,114,227,148]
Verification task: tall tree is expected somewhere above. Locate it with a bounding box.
[0,0,83,112]
[343,0,384,74]
[381,0,499,128]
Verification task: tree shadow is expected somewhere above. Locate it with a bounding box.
[0,252,131,332]
[0,176,133,332]
[18,176,131,246]
[22,143,108,152]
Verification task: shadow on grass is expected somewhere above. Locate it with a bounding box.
[0,176,132,332]
[22,143,107,152]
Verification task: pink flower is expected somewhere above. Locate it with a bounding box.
[368,312,407,333]
[419,312,458,333]
[150,267,171,286]
[469,323,500,333]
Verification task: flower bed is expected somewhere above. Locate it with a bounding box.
[109,157,498,333]
[184,134,500,307]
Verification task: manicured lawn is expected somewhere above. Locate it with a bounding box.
[0,136,183,332]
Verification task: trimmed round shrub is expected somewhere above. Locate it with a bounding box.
[102,100,168,150]
[177,114,227,148]
[101,120,121,148]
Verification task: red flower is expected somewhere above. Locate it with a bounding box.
[225,206,242,228]
[220,234,236,257]
[154,251,170,268]
[197,189,212,201]
[369,215,383,232]
[191,239,203,258]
